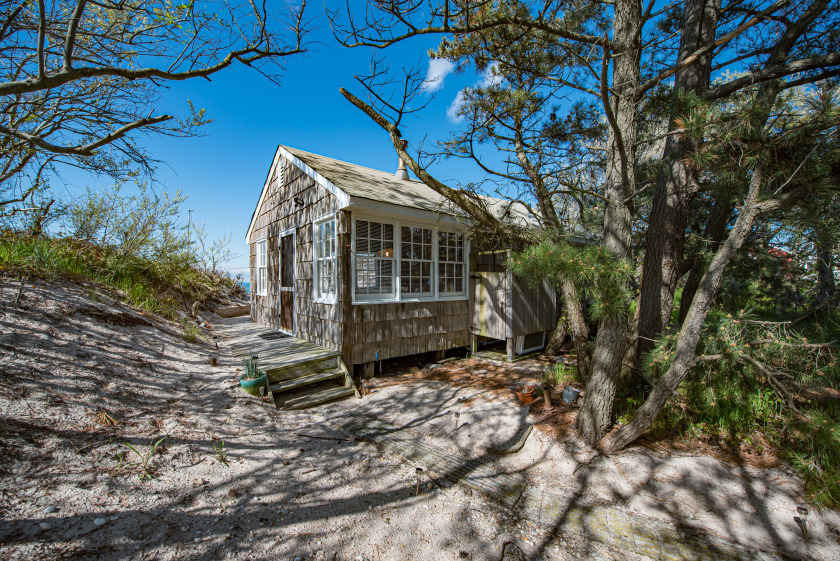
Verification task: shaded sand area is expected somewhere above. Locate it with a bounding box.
[1,278,838,560]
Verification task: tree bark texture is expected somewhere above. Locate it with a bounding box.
[603,0,834,450]
[603,163,766,452]
[559,277,591,384]
[575,0,641,446]
[814,231,836,305]
[634,0,719,367]
[544,320,567,356]
[678,196,735,324]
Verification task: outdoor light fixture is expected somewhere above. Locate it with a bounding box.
[415,467,424,496]
[797,506,809,539]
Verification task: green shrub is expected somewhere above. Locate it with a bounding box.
[619,309,840,508]
[0,234,243,320]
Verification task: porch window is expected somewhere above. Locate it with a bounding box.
[400,226,433,295]
[355,220,395,299]
[313,216,337,301]
[256,239,267,296]
[438,232,465,295]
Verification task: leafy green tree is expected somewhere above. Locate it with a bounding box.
[0,0,309,224]
[333,0,840,448]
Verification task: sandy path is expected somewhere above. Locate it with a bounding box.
[0,278,838,560]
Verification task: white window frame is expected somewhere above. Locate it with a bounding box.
[351,213,469,305]
[437,231,468,297]
[278,227,296,335]
[352,217,398,301]
[312,213,338,304]
[256,238,267,296]
[400,224,434,298]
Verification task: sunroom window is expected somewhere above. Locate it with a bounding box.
[313,216,337,301]
[256,239,267,296]
[355,220,395,298]
[353,218,467,303]
[400,226,433,295]
[438,232,465,295]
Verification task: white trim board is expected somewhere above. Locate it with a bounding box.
[350,212,469,306]
[277,227,297,336]
[245,145,352,243]
[347,196,465,224]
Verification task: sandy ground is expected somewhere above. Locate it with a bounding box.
[1,277,839,561]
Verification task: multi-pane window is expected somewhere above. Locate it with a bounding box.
[438,232,465,295]
[400,226,433,295]
[256,239,267,295]
[355,220,395,297]
[314,217,337,300]
[353,219,467,302]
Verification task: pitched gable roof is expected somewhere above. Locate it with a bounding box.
[283,145,450,214]
[246,144,533,243]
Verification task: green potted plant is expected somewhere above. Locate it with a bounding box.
[239,355,267,396]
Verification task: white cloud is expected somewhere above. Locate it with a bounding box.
[446,90,466,124]
[422,58,456,93]
[478,62,503,88]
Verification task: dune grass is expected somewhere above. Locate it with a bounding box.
[0,234,244,323]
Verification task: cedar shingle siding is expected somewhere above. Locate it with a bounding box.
[249,156,469,368]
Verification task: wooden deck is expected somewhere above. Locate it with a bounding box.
[213,316,357,409]
[213,316,339,373]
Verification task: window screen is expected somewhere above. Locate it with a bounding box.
[256,239,267,295]
[400,226,432,295]
[314,218,336,299]
[355,220,395,297]
[438,232,465,294]
[280,235,294,289]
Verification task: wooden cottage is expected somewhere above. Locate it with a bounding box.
[246,145,559,385]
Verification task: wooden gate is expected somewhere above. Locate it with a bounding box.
[279,232,295,334]
[473,271,507,340]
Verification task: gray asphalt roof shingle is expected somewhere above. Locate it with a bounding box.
[282,145,454,214]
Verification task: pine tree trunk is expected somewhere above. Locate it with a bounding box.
[560,278,591,384]
[575,0,641,446]
[634,0,719,367]
[678,197,735,324]
[544,320,567,357]
[814,232,836,305]
[603,0,830,450]
[603,163,766,452]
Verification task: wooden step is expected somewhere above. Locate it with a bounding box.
[283,386,356,410]
[265,355,339,384]
[268,368,346,393]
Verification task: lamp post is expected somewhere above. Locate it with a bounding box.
[188,209,193,247]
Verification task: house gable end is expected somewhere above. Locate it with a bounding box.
[245,145,351,243]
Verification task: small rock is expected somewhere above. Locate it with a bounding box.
[38,522,52,531]
[45,506,57,514]
[93,518,107,526]
[208,357,218,366]
[501,542,526,561]
[194,538,201,543]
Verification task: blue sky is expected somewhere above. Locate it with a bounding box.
[56,10,494,282]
